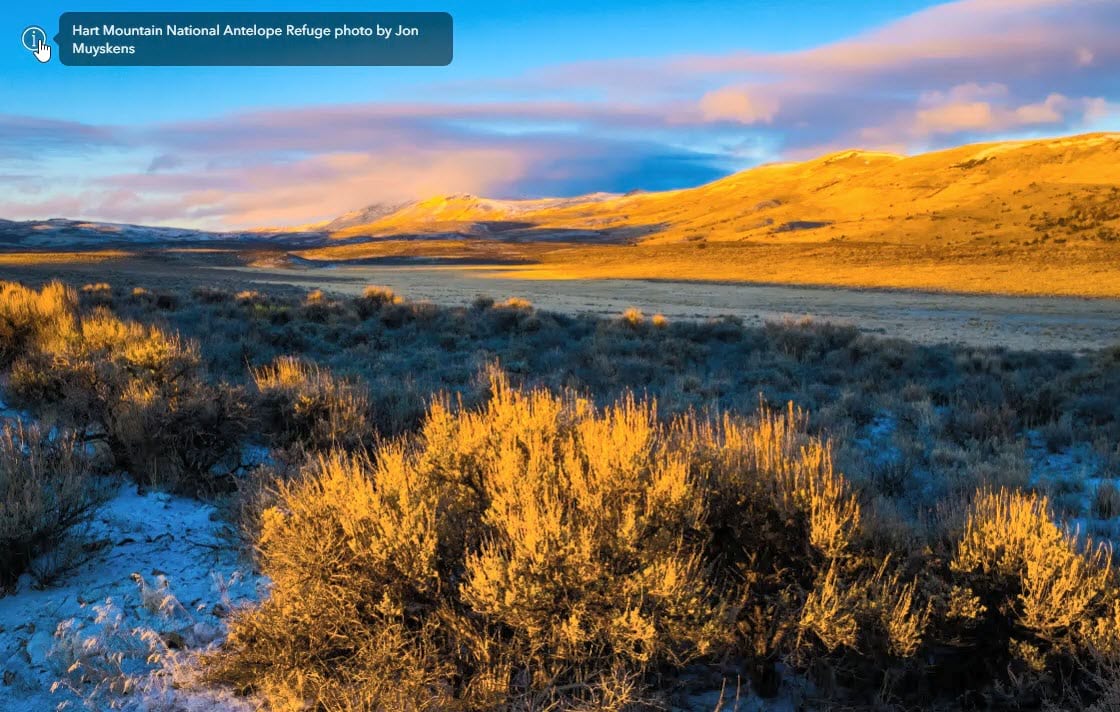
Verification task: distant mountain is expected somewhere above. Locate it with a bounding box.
[0,218,319,249]
[326,193,622,239]
[321,133,1120,248]
[11,134,1117,252]
[319,201,419,232]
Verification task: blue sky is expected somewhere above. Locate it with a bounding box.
[4,0,938,123]
[1,0,1117,227]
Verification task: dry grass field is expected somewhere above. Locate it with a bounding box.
[511,242,1120,298]
[0,250,130,266]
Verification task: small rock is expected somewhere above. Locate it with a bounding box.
[162,631,186,650]
[25,629,53,668]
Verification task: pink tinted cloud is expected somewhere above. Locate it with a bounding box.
[532,0,1119,149]
[12,147,532,228]
[697,86,780,124]
[670,0,1118,83]
[4,123,728,228]
[688,0,1115,147]
[907,85,1105,138]
[210,148,530,227]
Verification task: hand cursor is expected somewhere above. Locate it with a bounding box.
[34,39,51,63]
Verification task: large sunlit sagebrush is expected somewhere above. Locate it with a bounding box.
[207,373,918,708]
[0,280,78,366]
[951,487,1120,673]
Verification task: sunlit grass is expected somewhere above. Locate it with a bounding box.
[0,250,129,265]
[497,242,1120,298]
[289,237,1120,299]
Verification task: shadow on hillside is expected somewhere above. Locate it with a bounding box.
[333,222,669,246]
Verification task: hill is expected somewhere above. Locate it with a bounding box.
[289,133,1120,298]
[323,133,1120,248]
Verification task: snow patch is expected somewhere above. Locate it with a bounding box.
[1025,430,1119,545]
[0,483,264,711]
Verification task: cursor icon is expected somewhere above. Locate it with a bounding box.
[33,39,51,63]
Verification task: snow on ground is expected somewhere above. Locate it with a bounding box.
[0,395,30,428]
[1025,429,1120,545]
[0,480,809,712]
[1026,429,1100,490]
[0,482,264,711]
[853,412,901,467]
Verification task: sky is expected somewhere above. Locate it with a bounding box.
[0,0,1117,229]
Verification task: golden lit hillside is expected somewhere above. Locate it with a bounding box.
[300,133,1120,297]
[328,133,1120,246]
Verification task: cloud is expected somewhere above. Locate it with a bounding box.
[693,0,1115,148]
[906,87,1106,138]
[529,0,1120,150]
[198,148,532,227]
[698,87,780,124]
[1084,97,1113,123]
[0,107,731,228]
[146,154,183,173]
[0,115,119,159]
[1012,95,1068,125]
[915,102,996,134]
[669,0,1119,85]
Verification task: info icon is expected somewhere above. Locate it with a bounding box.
[21,25,52,63]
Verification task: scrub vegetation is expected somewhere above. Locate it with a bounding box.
[3,277,1120,709]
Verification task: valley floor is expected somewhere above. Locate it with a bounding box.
[5,246,1119,351]
[228,263,1120,351]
